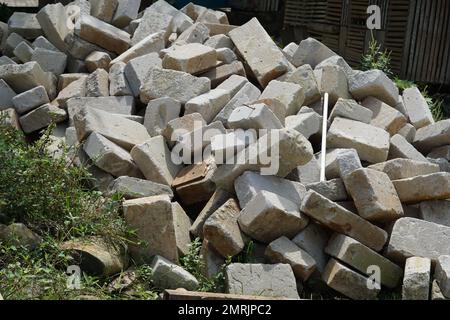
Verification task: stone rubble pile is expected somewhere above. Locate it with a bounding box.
[1,0,450,300]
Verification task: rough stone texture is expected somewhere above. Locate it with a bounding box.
[33,36,58,52]
[204,34,233,49]
[393,173,450,203]
[124,52,162,97]
[123,195,179,263]
[73,106,151,150]
[108,176,173,199]
[203,199,246,258]
[419,200,450,227]
[36,3,71,52]
[90,0,118,23]
[226,263,300,299]
[265,236,316,281]
[185,89,230,123]
[402,257,431,300]
[387,217,450,264]
[368,159,439,180]
[327,117,390,164]
[291,157,321,185]
[228,103,283,130]
[175,22,209,46]
[112,0,141,28]
[131,135,182,186]
[349,70,399,107]
[150,255,199,291]
[315,65,351,105]
[216,47,236,64]
[31,48,67,76]
[12,85,49,115]
[322,259,380,300]
[329,98,373,124]
[162,112,206,148]
[388,134,428,162]
[238,190,309,244]
[306,179,348,202]
[301,190,388,251]
[398,123,417,143]
[0,79,17,110]
[140,68,211,104]
[83,132,142,178]
[403,87,435,129]
[229,18,291,87]
[14,41,34,63]
[86,68,109,97]
[7,12,42,39]
[315,55,353,78]
[149,0,193,34]
[285,111,321,139]
[143,97,181,138]
[85,51,111,73]
[19,103,66,134]
[201,239,225,278]
[60,236,128,277]
[109,62,132,96]
[0,108,21,130]
[132,9,173,45]
[325,233,402,288]
[200,60,246,88]
[76,14,131,55]
[362,97,407,135]
[334,148,363,183]
[259,80,304,116]
[292,37,335,68]
[284,64,321,105]
[428,145,450,161]
[435,255,450,299]
[163,43,217,75]
[413,120,450,154]
[345,168,404,222]
[111,32,165,66]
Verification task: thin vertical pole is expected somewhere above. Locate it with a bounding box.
[320,93,329,182]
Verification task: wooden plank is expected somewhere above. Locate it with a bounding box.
[163,289,294,300]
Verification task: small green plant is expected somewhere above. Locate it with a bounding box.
[361,35,393,78]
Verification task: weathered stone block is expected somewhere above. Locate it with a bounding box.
[402,257,431,300]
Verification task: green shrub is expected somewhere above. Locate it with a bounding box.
[361,35,393,78]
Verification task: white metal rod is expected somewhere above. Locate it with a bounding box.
[320,93,329,182]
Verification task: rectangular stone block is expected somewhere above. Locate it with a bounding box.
[413,120,450,154]
[402,256,431,300]
[131,9,172,45]
[403,87,434,129]
[419,200,450,227]
[12,85,49,114]
[200,60,246,88]
[8,12,42,39]
[435,255,450,299]
[393,173,450,203]
[388,134,428,162]
[0,79,17,110]
[19,103,67,134]
[162,43,217,75]
[368,159,439,180]
[36,3,70,52]
[362,97,407,135]
[284,64,321,105]
[329,98,373,124]
[349,70,399,107]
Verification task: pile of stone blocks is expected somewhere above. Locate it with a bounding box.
[1,0,450,301]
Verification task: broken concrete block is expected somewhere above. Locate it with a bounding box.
[363,97,407,135]
[349,70,399,107]
[393,172,450,204]
[387,217,450,264]
[300,190,388,251]
[130,135,182,185]
[123,195,178,263]
[229,18,291,87]
[140,68,210,104]
[388,134,429,162]
[175,22,209,45]
[265,236,316,281]
[83,132,142,178]
[326,233,402,289]
[73,106,150,150]
[124,52,162,97]
[109,62,132,96]
[402,256,431,300]
[12,85,49,115]
[292,37,336,68]
[86,68,109,97]
[76,14,131,55]
[368,159,439,180]
[345,168,404,222]
[204,34,233,49]
[111,32,165,66]
[36,3,71,52]
[163,43,217,75]
[8,12,42,40]
[203,198,246,258]
[315,55,353,79]
[108,176,173,199]
[0,79,17,110]
[283,65,321,106]
[31,47,67,76]
[228,103,283,131]
[13,41,34,63]
[329,98,372,124]
[185,89,230,123]
[260,80,304,116]
[200,60,246,88]
[112,0,141,28]
[132,9,173,45]
[0,61,56,99]
[435,255,450,299]
[85,51,111,73]
[322,258,380,300]
[306,178,348,202]
[327,117,390,163]
[143,97,181,137]
[403,87,434,129]
[226,263,300,299]
[238,190,309,244]
[149,0,194,34]
[19,103,67,134]
[419,200,450,227]
[315,65,351,105]
[150,255,199,290]
[398,123,416,143]
[286,111,321,139]
[214,82,260,124]
[413,120,450,154]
